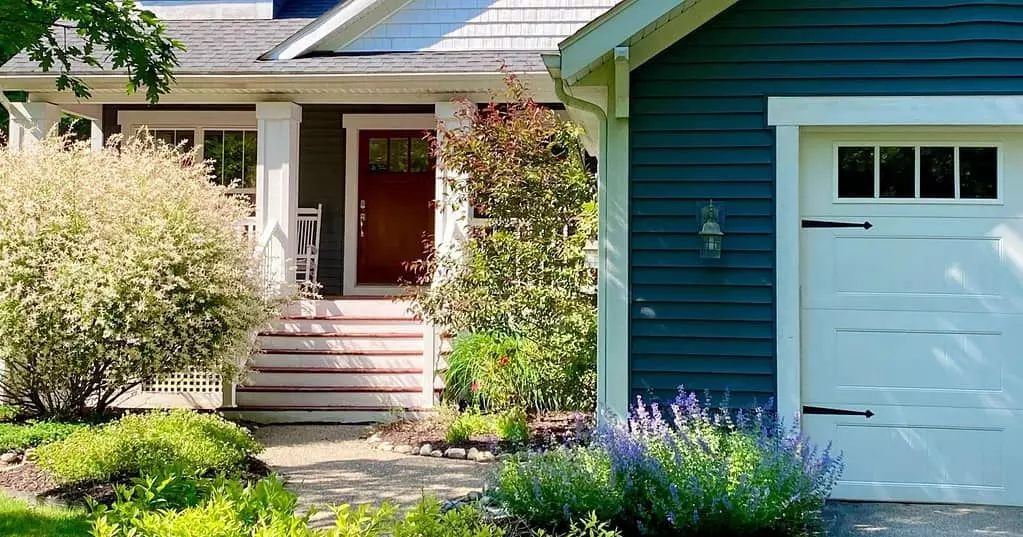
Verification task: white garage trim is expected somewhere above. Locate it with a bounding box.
[769,96,1023,127]
[767,95,1023,428]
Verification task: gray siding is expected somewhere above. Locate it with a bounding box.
[299,106,345,296]
[630,0,1023,407]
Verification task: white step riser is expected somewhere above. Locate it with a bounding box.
[250,354,422,370]
[223,409,431,424]
[258,336,422,353]
[281,299,416,319]
[245,371,422,388]
[268,320,423,335]
[236,390,425,408]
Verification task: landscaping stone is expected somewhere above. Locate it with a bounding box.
[377,442,394,452]
[444,447,467,460]
[0,452,21,465]
[430,450,444,458]
[393,444,414,454]
[419,444,433,456]
[467,447,480,461]
[476,451,496,463]
[497,453,513,462]
[367,433,382,443]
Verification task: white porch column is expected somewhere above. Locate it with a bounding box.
[8,102,60,152]
[255,102,302,289]
[418,101,472,408]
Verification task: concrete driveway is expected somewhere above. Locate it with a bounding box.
[824,501,1023,536]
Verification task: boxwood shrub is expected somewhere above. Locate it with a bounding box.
[36,410,260,484]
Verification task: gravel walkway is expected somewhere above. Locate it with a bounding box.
[253,425,487,526]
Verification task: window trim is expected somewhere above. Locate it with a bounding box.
[832,141,1003,205]
[117,110,258,194]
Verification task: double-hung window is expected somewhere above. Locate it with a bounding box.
[118,111,257,200]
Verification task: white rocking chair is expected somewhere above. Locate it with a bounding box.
[295,204,322,283]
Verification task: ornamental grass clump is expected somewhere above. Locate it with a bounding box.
[493,390,843,537]
[0,134,274,418]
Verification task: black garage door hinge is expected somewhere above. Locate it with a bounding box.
[803,406,874,418]
[801,219,873,229]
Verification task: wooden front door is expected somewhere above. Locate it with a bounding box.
[356,130,435,286]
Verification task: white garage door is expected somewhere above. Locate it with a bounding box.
[799,129,1023,506]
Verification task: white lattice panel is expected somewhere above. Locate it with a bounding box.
[143,368,222,394]
[116,368,224,409]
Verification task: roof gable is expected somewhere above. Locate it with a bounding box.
[266,0,616,60]
[558,0,737,82]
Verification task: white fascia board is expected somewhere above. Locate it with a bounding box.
[263,0,409,60]
[559,0,736,84]
[15,71,559,104]
[769,96,1023,127]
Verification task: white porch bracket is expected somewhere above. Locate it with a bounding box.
[8,102,60,152]
[256,102,302,290]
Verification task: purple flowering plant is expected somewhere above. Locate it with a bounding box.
[492,389,842,536]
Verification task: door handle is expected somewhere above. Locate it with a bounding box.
[359,200,366,238]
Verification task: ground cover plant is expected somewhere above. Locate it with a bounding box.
[492,390,843,537]
[0,421,87,452]
[35,410,261,485]
[0,134,273,418]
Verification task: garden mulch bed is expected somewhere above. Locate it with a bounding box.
[0,457,273,507]
[372,411,595,453]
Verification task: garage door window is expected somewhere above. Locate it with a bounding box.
[837,145,998,201]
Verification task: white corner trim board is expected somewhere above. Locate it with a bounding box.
[768,95,1023,427]
[341,113,437,297]
[768,96,1023,127]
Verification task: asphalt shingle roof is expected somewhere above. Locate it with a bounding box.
[0,18,549,77]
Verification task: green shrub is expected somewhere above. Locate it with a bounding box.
[0,135,274,418]
[37,410,261,484]
[492,447,623,528]
[411,77,597,413]
[0,421,87,451]
[444,330,595,413]
[445,408,494,444]
[495,408,529,444]
[0,405,19,422]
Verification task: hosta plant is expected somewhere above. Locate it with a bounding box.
[0,134,275,418]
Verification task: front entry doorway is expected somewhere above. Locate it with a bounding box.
[355,130,435,288]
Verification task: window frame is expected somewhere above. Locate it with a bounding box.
[832,141,1004,205]
[117,110,258,196]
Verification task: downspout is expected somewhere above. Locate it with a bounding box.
[550,67,612,418]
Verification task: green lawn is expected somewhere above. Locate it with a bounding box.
[0,492,89,537]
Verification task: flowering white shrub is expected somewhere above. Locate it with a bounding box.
[0,135,273,418]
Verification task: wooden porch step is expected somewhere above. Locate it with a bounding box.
[237,385,439,393]
[250,367,423,374]
[231,405,429,412]
[222,405,432,424]
[256,349,422,356]
[278,315,418,321]
[258,331,422,338]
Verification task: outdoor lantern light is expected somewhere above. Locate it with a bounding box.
[699,201,724,259]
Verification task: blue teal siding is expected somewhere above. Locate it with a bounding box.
[629,0,1023,407]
